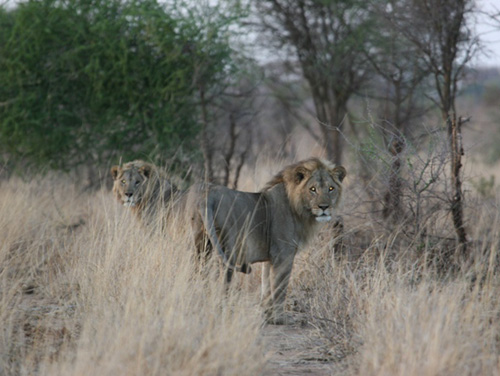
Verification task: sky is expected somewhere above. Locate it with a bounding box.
[475,0,500,67]
[2,0,500,68]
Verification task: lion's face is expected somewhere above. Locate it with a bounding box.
[302,169,344,222]
[111,162,152,208]
[282,159,346,223]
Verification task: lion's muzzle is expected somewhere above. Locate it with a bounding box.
[122,193,137,207]
[312,205,332,222]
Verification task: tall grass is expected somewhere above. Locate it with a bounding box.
[0,176,265,376]
[1,163,500,375]
[293,194,500,375]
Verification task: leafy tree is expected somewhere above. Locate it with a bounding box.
[0,0,236,172]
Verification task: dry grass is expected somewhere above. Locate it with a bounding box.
[291,181,500,375]
[1,160,500,375]
[0,175,265,376]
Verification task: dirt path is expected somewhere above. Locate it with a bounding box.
[262,316,336,376]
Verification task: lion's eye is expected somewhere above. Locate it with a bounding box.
[121,179,126,185]
[310,187,316,192]
[329,186,335,191]
[135,180,140,186]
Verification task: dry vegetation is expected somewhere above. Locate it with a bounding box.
[1,151,500,375]
[0,176,265,375]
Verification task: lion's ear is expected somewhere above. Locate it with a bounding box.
[111,166,120,180]
[139,163,153,178]
[332,166,346,182]
[293,166,310,185]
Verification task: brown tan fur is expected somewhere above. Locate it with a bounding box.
[110,160,179,225]
[190,158,346,324]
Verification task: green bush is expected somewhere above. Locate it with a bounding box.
[0,0,236,171]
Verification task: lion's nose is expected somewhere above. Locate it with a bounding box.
[125,192,133,198]
[318,204,329,211]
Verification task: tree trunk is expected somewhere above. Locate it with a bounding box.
[199,87,213,183]
[308,79,347,165]
[328,100,347,166]
[383,138,404,222]
[448,113,467,255]
[310,86,335,161]
[222,114,237,187]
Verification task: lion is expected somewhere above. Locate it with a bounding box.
[191,158,346,324]
[110,160,179,225]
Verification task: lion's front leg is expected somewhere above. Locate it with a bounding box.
[261,262,272,319]
[261,262,271,301]
[268,254,295,325]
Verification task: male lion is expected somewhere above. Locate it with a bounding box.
[111,160,179,225]
[192,158,346,324]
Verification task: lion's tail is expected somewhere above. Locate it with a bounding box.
[201,204,252,275]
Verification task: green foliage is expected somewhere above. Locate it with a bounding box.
[0,0,237,171]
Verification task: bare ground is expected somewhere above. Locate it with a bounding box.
[262,314,340,376]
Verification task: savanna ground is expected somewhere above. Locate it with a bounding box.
[2,114,500,375]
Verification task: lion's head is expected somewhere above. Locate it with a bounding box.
[264,158,346,224]
[111,160,155,209]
